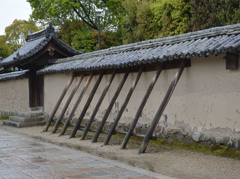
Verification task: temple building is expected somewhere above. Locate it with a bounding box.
[0,22,80,108]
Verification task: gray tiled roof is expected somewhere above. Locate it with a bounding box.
[0,70,28,82]
[0,23,80,67]
[38,23,240,74]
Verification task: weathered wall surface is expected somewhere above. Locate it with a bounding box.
[44,54,240,148]
[0,78,29,116]
[44,73,72,115]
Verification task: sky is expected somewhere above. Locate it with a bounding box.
[0,0,32,35]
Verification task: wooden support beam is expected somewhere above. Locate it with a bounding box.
[42,75,74,132]
[69,72,104,138]
[59,74,92,136]
[81,70,117,140]
[104,66,143,145]
[59,73,93,136]
[51,74,84,134]
[92,70,129,143]
[138,59,186,154]
[121,64,162,149]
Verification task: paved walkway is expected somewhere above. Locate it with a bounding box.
[0,129,172,179]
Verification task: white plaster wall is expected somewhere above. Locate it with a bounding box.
[0,78,29,113]
[44,54,240,138]
[44,73,73,115]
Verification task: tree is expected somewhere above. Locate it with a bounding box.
[0,36,12,58]
[152,0,191,37]
[222,0,240,24]
[121,0,191,44]
[188,0,240,31]
[121,0,139,44]
[27,0,125,30]
[188,0,223,31]
[57,19,122,52]
[5,19,42,51]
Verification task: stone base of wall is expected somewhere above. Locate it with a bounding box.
[58,117,240,150]
[155,127,240,149]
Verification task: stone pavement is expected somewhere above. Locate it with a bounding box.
[0,129,172,179]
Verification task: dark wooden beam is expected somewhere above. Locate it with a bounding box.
[225,53,238,70]
[51,75,84,134]
[104,66,143,145]
[120,64,163,149]
[92,70,129,143]
[81,69,117,140]
[42,75,74,132]
[138,59,186,154]
[59,74,92,136]
[69,72,104,138]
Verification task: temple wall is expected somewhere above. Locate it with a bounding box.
[44,73,72,115]
[44,54,240,147]
[0,78,29,116]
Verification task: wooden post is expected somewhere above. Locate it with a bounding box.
[81,70,117,140]
[51,75,84,134]
[121,64,162,149]
[42,75,74,132]
[138,59,186,154]
[69,72,104,138]
[59,73,93,136]
[104,66,143,145]
[92,70,129,143]
[58,74,93,136]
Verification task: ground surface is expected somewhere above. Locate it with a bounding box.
[0,128,170,179]
[1,124,240,179]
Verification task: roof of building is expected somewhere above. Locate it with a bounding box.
[0,22,80,67]
[38,23,240,74]
[0,70,28,82]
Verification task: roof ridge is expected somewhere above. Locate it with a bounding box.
[26,22,55,42]
[0,70,28,81]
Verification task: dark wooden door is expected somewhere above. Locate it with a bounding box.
[29,72,44,107]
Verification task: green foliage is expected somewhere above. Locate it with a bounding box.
[122,0,158,44]
[121,0,191,44]
[188,0,223,31]
[27,0,125,30]
[92,30,122,51]
[121,0,138,44]
[5,19,42,51]
[152,0,191,37]
[57,19,122,52]
[223,0,240,24]
[188,0,240,31]
[0,36,12,58]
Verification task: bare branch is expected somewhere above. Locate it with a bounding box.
[77,0,97,29]
[72,5,97,30]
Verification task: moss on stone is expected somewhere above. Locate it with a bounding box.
[0,116,9,120]
[148,138,240,159]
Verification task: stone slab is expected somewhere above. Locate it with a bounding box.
[30,106,43,112]
[17,111,43,118]
[2,120,45,128]
[9,116,45,123]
